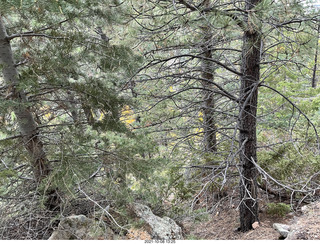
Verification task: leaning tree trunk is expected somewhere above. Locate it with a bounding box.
[238,0,262,232]
[0,16,50,183]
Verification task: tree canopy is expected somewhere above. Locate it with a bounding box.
[1,0,320,239]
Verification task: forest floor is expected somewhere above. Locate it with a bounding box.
[180,196,299,240]
[127,191,320,240]
[184,205,292,240]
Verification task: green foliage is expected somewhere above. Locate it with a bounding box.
[0,169,17,184]
[131,218,147,229]
[100,45,143,75]
[167,169,194,202]
[0,1,162,227]
[0,169,17,178]
[2,0,320,239]
[193,208,209,223]
[258,143,320,182]
[186,234,199,240]
[0,169,18,195]
[266,203,291,217]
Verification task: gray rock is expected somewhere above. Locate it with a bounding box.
[49,215,113,240]
[301,205,309,214]
[286,230,299,240]
[273,223,291,238]
[131,203,183,240]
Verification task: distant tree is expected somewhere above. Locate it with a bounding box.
[311,22,320,88]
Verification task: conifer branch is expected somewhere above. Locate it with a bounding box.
[260,84,320,152]
[6,18,71,41]
[20,18,71,34]
[6,33,66,41]
[274,16,320,27]
[0,134,22,142]
[175,0,246,30]
[143,54,242,76]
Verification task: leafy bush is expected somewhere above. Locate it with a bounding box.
[258,143,320,183]
[266,203,291,217]
[193,208,209,222]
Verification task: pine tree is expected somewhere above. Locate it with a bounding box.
[0,16,50,183]
[238,0,262,231]
[0,0,150,220]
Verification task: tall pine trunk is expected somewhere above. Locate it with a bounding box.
[0,16,50,183]
[201,37,217,153]
[238,0,262,231]
[201,0,217,153]
[312,24,320,88]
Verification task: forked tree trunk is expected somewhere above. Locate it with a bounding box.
[0,16,50,183]
[238,0,262,232]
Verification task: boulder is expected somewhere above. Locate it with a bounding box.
[130,203,183,240]
[49,215,114,240]
[273,223,290,238]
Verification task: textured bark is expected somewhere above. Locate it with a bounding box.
[201,48,217,152]
[200,0,217,153]
[238,0,262,232]
[0,16,50,183]
[312,24,320,88]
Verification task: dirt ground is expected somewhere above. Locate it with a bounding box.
[285,201,320,240]
[127,193,320,240]
[181,198,297,240]
[185,208,292,240]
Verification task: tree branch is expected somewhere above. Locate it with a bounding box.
[260,84,320,152]
[7,33,66,41]
[145,54,242,76]
[175,0,246,30]
[0,134,22,142]
[6,18,71,41]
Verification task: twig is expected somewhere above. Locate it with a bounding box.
[77,185,128,232]
[260,85,320,153]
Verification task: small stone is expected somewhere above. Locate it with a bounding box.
[252,221,259,229]
[301,205,309,213]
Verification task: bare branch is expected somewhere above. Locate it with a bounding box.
[77,185,128,231]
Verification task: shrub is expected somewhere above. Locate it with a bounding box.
[266,203,291,217]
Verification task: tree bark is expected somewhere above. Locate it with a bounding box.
[0,16,50,183]
[201,43,217,152]
[238,0,262,232]
[312,24,320,88]
[200,0,217,153]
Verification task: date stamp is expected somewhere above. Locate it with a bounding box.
[144,240,176,243]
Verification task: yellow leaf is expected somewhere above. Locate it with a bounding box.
[198,111,203,122]
[120,105,136,125]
